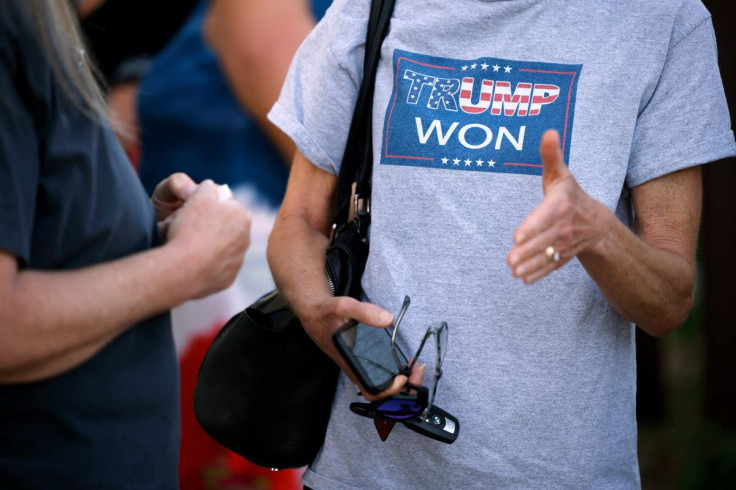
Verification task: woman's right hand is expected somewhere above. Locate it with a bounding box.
[165,179,251,299]
[297,295,425,402]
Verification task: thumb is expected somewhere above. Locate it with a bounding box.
[154,173,197,203]
[169,173,197,200]
[408,363,427,386]
[540,130,570,194]
[343,298,394,328]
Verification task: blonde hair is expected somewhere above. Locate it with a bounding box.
[25,0,108,122]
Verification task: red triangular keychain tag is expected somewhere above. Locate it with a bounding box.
[373,419,396,441]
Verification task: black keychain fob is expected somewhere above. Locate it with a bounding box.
[402,405,459,444]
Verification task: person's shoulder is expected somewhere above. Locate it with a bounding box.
[614,0,710,29]
[601,0,706,19]
[0,2,23,71]
[641,0,711,46]
[317,0,370,42]
[322,0,369,20]
[670,0,712,45]
[0,3,16,42]
[610,0,706,14]
[597,0,710,45]
[302,0,370,70]
[669,0,711,22]
[0,1,28,36]
[0,1,37,56]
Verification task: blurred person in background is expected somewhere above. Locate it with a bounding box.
[133,0,330,488]
[0,1,251,488]
[76,0,199,164]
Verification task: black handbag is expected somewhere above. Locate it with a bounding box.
[193,0,395,470]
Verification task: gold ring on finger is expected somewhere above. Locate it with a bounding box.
[545,246,560,264]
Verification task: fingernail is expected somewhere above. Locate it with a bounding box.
[180,184,197,199]
[217,184,233,202]
[379,311,393,324]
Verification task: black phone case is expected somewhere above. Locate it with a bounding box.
[332,321,399,395]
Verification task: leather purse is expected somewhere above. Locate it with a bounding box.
[193,0,395,470]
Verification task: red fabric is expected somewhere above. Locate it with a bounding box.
[127,137,140,171]
[178,325,302,490]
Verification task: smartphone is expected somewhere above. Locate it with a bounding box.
[332,320,409,395]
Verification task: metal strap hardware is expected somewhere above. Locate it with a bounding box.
[354,194,371,217]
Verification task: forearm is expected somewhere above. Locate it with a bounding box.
[0,244,195,382]
[267,150,339,320]
[217,53,297,162]
[206,0,315,162]
[578,202,695,337]
[266,153,405,400]
[509,134,700,337]
[267,212,332,320]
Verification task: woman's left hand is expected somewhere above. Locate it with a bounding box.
[151,172,198,222]
[507,130,608,284]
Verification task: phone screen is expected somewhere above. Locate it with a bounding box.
[335,322,409,392]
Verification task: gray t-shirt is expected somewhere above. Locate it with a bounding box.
[269,0,736,488]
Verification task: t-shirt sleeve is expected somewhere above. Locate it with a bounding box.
[267,0,369,176]
[626,1,736,187]
[0,30,41,265]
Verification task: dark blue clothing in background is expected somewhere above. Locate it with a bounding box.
[0,3,179,488]
[138,0,331,205]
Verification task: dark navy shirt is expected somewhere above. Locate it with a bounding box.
[0,3,179,488]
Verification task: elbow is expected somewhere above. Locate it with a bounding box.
[636,260,697,338]
[0,322,33,375]
[639,289,695,338]
[0,293,40,374]
[0,341,33,381]
[0,307,49,379]
[210,28,274,84]
[266,214,294,274]
[266,217,284,272]
[266,238,277,273]
[0,312,21,373]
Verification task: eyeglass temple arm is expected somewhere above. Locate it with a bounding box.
[421,321,448,418]
[409,328,433,370]
[391,296,411,371]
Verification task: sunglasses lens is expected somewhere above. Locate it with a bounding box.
[375,398,423,420]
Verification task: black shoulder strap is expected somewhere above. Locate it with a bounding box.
[332,0,395,229]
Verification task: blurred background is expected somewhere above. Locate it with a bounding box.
[636,1,736,488]
[77,0,735,488]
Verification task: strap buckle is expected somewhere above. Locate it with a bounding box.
[354,193,370,217]
[329,193,370,244]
